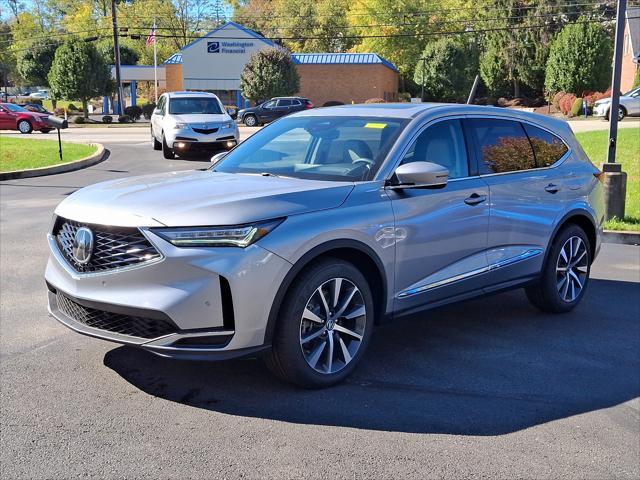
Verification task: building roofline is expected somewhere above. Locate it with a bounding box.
[179,21,275,52]
[292,52,399,73]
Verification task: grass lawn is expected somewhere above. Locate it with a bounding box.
[0,137,97,173]
[575,128,640,231]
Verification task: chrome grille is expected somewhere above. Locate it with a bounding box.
[55,218,161,273]
[56,292,178,339]
[192,127,219,134]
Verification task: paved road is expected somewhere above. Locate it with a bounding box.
[1,137,639,479]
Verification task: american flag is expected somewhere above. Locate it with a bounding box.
[146,24,156,47]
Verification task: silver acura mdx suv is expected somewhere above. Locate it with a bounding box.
[46,104,603,388]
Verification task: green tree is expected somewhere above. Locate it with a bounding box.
[16,39,61,87]
[97,40,140,66]
[414,38,478,102]
[240,47,300,101]
[545,19,613,94]
[48,40,114,118]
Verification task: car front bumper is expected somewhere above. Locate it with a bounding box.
[45,229,292,359]
[165,125,239,150]
[592,103,609,117]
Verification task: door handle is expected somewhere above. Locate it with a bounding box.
[545,183,560,194]
[464,193,487,206]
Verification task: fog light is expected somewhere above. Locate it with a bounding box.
[226,140,236,148]
[175,142,187,149]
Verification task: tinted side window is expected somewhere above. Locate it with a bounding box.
[401,119,469,179]
[262,100,276,108]
[467,118,536,174]
[277,99,292,106]
[524,124,568,167]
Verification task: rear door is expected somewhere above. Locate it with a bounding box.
[389,118,491,314]
[464,117,570,289]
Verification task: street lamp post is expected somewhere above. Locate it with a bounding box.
[420,57,427,101]
[602,0,628,221]
[111,0,125,116]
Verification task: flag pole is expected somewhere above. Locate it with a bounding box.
[153,20,158,103]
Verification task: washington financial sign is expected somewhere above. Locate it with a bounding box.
[207,41,255,54]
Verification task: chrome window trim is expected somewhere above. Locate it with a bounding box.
[48,227,165,279]
[397,248,543,299]
[464,114,572,178]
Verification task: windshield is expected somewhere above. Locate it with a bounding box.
[3,104,27,112]
[169,97,224,115]
[214,116,408,182]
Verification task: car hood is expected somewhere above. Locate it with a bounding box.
[55,170,354,227]
[171,113,231,124]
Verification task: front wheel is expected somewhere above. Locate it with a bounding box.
[161,133,174,159]
[40,129,51,134]
[266,259,374,388]
[17,119,32,134]
[526,225,591,313]
[151,128,161,150]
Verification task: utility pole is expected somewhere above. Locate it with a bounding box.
[602,0,628,221]
[111,0,125,116]
[420,57,427,101]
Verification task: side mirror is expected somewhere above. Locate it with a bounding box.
[390,161,448,189]
[210,152,227,164]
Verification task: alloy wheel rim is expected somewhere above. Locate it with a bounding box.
[299,277,366,375]
[245,116,255,126]
[18,121,29,132]
[556,236,589,302]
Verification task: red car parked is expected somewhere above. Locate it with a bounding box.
[0,103,51,134]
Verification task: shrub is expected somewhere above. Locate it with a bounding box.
[124,105,142,121]
[559,93,577,116]
[67,103,78,111]
[118,114,132,123]
[102,115,113,123]
[240,47,300,102]
[73,116,85,124]
[552,91,566,109]
[545,19,612,94]
[364,98,386,103]
[571,97,584,117]
[397,92,411,103]
[141,102,156,120]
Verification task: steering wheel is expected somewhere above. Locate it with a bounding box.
[351,158,374,168]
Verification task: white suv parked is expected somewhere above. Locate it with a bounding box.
[151,91,239,159]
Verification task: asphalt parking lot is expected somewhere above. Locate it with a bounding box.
[1,132,639,479]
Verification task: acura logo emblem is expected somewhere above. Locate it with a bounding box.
[72,227,94,265]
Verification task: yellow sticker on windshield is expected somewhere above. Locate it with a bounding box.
[364,122,387,129]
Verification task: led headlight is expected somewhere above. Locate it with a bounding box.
[152,218,284,247]
[222,122,233,129]
[173,122,190,129]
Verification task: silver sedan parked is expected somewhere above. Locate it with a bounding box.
[45,103,603,387]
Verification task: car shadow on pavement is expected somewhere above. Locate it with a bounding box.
[104,278,640,435]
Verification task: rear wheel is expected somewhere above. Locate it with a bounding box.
[266,259,374,388]
[526,224,591,313]
[162,133,174,159]
[243,114,257,127]
[17,119,32,134]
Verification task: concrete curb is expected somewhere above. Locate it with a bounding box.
[603,230,640,245]
[0,143,107,180]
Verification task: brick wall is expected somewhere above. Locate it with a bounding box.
[165,64,184,91]
[621,24,638,92]
[297,64,398,106]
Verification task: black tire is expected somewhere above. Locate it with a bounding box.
[606,106,626,122]
[152,129,161,150]
[526,224,591,313]
[243,114,258,127]
[40,129,51,134]
[17,119,32,134]
[162,133,174,159]
[265,258,375,388]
